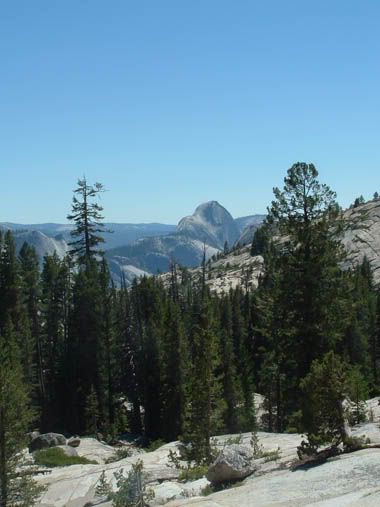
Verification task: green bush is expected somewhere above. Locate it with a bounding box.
[105,447,133,463]
[145,439,166,452]
[34,447,97,467]
[261,448,281,462]
[95,471,112,498]
[223,434,242,446]
[250,431,281,461]
[110,460,154,507]
[178,465,208,482]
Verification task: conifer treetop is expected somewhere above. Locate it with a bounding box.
[67,177,110,264]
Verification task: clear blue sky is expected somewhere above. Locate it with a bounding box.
[1,0,380,224]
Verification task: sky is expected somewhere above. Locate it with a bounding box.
[1,0,380,224]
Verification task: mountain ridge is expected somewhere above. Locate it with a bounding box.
[2,201,264,283]
[4,199,380,287]
[105,201,263,279]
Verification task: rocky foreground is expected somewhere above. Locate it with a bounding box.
[34,398,380,507]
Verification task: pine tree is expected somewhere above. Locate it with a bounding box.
[141,321,162,441]
[353,195,365,208]
[347,366,368,425]
[67,260,104,433]
[161,299,188,441]
[339,260,377,392]
[218,296,244,433]
[84,385,101,435]
[263,163,348,422]
[114,282,143,435]
[99,259,117,431]
[40,253,71,430]
[230,288,256,430]
[182,290,224,464]
[64,178,112,433]
[0,321,43,507]
[250,223,270,256]
[0,231,20,332]
[19,243,45,420]
[67,178,108,264]
[300,351,356,449]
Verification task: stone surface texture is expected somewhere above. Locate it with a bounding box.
[34,398,380,507]
[29,433,67,451]
[67,437,81,448]
[206,444,256,483]
[342,199,380,284]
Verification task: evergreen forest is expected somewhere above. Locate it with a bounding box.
[1,164,379,505]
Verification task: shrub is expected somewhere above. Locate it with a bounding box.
[250,430,262,457]
[261,448,281,462]
[95,471,112,498]
[223,434,242,446]
[105,447,133,463]
[300,352,359,450]
[250,430,281,461]
[178,465,208,482]
[109,460,154,507]
[145,439,166,452]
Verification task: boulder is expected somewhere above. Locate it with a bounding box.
[29,432,66,451]
[67,436,81,448]
[207,444,256,484]
[27,431,40,444]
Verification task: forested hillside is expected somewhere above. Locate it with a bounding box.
[1,166,379,506]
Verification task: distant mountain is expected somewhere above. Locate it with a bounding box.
[236,215,266,246]
[106,235,220,280]
[1,203,265,284]
[106,258,151,286]
[10,230,68,264]
[106,201,260,280]
[102,223,177,250]
[0,222,176,250]
[168,198,380,295]
[235,214,266,233]
[177,201,240,249]
[12,199,380,290]
[1,223,73,237]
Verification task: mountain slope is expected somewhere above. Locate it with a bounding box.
[5,199,380,288]
[342,198,380,284]
[11,230,68,264]
[106,201,252,280]
[160,244,263,295]
[162,198,380,295]
[106,235,219,279]
[1,205,264,284]
[0,222,176,251]
[177,201,240,249]
[235,214,266,233]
